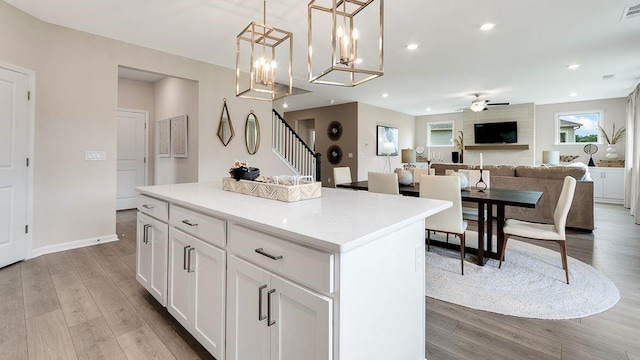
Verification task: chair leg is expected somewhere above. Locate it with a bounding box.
[459,233,465,276]
[499,235,510,269]
[558,241,569,284]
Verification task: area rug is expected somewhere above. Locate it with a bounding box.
[425,233,620,319]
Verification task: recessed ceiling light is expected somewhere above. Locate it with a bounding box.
[480,23,495,31]
[282,103,289,108]
[569,92,578,97]
[382,93,389,98]
[567,64,581,70]
[407,43,418,50]
[426,108,431,111]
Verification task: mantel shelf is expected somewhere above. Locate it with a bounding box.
[464,144,529,150]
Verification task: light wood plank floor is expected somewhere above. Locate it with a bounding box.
[0,204,638,359]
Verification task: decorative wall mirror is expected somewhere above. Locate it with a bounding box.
[245,111,260,155]
[217,98,235,146]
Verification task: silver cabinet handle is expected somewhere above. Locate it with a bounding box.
[267,289,276,327]
[142,204,154,209]
[143,224,151,244]
[183,245,190,270]
[258,285,267,321]
[182,220,198,227]
[255,248,283,261]
[187,247,195,273]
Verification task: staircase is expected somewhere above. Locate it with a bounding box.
[272,109,321,181]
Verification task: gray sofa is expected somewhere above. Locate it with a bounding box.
[430,163,594,231]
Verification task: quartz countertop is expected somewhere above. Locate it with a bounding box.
[137,181,451,253]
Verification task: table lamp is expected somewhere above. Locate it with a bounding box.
[401,149,416,169]
[542,150,560,165]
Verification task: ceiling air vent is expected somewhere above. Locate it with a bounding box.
[602,74,615,80]
[621,4,640,20]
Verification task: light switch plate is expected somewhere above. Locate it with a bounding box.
[85,151,106,161]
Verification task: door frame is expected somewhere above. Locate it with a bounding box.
[0,61,35,260]
[117,108,149,188]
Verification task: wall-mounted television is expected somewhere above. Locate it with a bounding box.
[474,121,518,144]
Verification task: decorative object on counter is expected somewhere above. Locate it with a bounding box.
[452,152,459,164]
[542,150,560,165]
[217,98,235,146]
[560,155,580,163]
[170,115,188,158]
[229,160,260,181]
[598,123,625,160]
[597,159,625,168]
[245,111,260,155]
[157,118,170,157]
[475,169,488,192]
[327,121,343,141]
[453,131,464,163]
[327,145,343,165]
[395,168,413,185]
[415,146,426,161]
[397,148,416,185]
[222,176,321,202]
[583,144,598,167]
[236,0,293,101]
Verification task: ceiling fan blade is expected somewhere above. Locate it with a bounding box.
[487,102,510,106]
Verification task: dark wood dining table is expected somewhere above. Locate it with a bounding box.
[336,181,543,265]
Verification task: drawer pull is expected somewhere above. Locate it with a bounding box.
[142,204,155,210]
[255,248,283,261]
[183,245,190,270]
[267,289,276,327]
[143,224,151,244]
[181,219,198,227]
[258,285,267,321]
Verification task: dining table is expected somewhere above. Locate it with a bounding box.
[336,180,543,265]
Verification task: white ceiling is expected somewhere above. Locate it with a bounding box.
[7,0,640,115]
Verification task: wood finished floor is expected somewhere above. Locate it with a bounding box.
[0,204,638,359]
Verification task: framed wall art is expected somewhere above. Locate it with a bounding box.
[376,125,398,156]
[171,115,188,158]
[157,118,170,157]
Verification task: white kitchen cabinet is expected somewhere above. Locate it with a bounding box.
[227,255,331,360]
[136,212,168,307]
[168,228,226,360]
[590,167,624,204]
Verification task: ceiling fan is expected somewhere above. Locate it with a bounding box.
[468,94,509,112]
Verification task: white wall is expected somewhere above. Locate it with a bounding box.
[153,77,199,185]
[536,98,627,165]
[357,103,415,181]
[0,1,292,253]
[117,78,155,183]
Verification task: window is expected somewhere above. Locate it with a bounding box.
[555,110,603,144]
[427,121,454,147]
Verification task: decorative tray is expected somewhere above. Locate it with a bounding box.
[222,177,321,202]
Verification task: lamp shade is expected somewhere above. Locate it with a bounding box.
[401,149,416,163]
[542,150,560,165]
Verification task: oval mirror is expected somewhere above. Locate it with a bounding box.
[217,98,234,146]
[245,111,260,155]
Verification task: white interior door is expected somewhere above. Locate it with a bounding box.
[0,67,29,268]
[117,109,147,210]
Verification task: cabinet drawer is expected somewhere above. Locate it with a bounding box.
[228,225,334,294]
[170,205,226,248]
[138,195,168,222]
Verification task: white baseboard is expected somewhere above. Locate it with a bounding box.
[30,234,119,258]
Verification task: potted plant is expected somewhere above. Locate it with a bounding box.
[597,124,625,160]
[453,131,464,163]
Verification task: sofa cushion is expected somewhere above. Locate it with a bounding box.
[515,165,586,180]
[483,165,516,177]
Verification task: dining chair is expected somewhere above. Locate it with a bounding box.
[457,169,491,222]
[420,174,468,275]
[333,166,352,187]
[499,176,577,284]
[368,172,399,195]
[412,168,434,183]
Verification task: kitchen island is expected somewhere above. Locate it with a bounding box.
[135,181,450,360]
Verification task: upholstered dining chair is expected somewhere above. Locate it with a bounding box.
[457,169,491,222]
[412,168,435,183]
[333,166,352,187]
[499,176,577,284]
[368,172,399,195]
[420,174,468,275]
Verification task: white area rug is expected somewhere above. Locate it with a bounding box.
[425,235,620,319]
